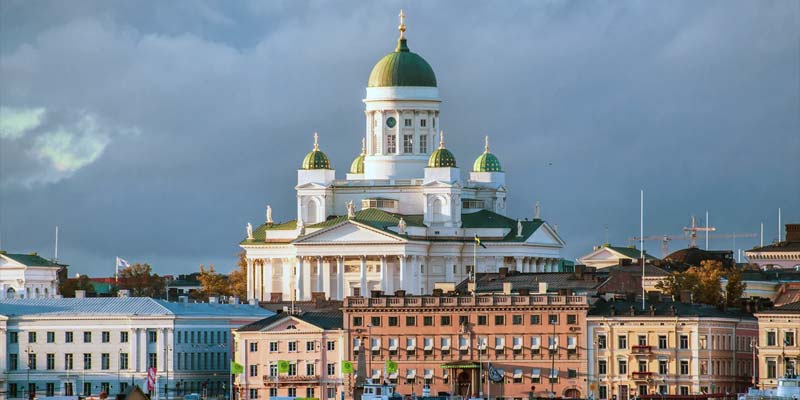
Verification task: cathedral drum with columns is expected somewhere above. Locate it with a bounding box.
[241,12,566,302]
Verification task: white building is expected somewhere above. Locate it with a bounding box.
[241,12,566,302]
[0,252,64,299]
[0,296,273,399]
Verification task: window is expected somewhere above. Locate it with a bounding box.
[102,331,110,343]
[47,331,55,343]
[598,360,607,375]
[567,315,577,325]
[388,316,399,326]
[269,388,278,397]
[307,388,316,399]
[47,353,55,370]
[327,341,335,351]
[10,331,18,343]
[148,353,157,369]
[249,389,258,399]
[387,134,396,153]
[84,331,92,343]
[785,332,795,346]
[307,341,315,351]
[529,314,541,325]
[568,369,577,378]
[404,118,412,127]
[618,335,627,349]
[419,135,428,153]
[9,384,17,398]
[420,119,427,127]
[84,353,92,370]
[46,382,55,397]
[120,353,129,370]
[269,363,278,376]
[495,315,505,325]
[767,359,776,378]
[638,335,647,346]
[459,315,469,325]
[680,335,689,349]
[101,353,110,370]
[597,335,607,349]
[424,316,433,326]
[680,360,689,375]
[441,315,451,326]
[307,363,316,376]
[28,331,37,343]
[270,341,279,352]
[149,330,158,343]
[659,360,668,375]
[371,316,381,326]
[478,315,488,325]
[288,388,297,397]
[249,342,258,352]
[403,135,413,153]
[658,335,667,349]
[353,316,363,327]
[9,353,18,370]
[406,316,416,326]
[64,331,73,343]
[638,360,647,372]
[618,360,627,374]
[599,386,608,400]
[288,363,297,376]
[120,331,128,343]
[680,387,689,396]
[512,315,523,325]
[328,363,336,376]
[64,353,73,370]
[288,341,297,352]
[28,353,37,370]
[250,364,258,377]
[658,385,668,395]
[549,315,559,325]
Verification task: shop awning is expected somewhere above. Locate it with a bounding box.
[441,361,480,369]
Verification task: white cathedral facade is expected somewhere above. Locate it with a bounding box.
[241,13,566,302]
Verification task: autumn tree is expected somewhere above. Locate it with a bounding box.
[60,275,95,297]
[117,263,166,298]
[196,252,247,300]
[655,259,746,306]
[228,251,247,299]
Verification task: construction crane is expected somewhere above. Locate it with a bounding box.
[629,215,757,258]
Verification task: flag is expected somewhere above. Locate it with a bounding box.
[230,361,244,374]
[147,367,156,391]
[116,257,130,268]
[488,363,503,383]
[278,360,290,373]
[385,360,398,374]
[342,360,354,374]
[474,235,487,248]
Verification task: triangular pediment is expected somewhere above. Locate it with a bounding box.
[294,221,404,244]
[0,255,25,268]
[259,315,325,332]
[526,223,566,246]
[421,180,462,188]
[578,247,632,264]
[295,182,330,190]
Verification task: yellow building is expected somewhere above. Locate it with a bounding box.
[754,301,800,389]
[587,300,757,400]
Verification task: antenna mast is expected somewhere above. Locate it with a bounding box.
[54,226,59,262]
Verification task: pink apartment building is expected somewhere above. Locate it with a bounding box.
[234,312,346,400]
[343,293,590,400]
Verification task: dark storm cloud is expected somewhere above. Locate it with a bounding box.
[1,0,798,275]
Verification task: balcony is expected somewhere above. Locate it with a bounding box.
[631,345,652,355]
[631,371,653,381]
[343,295,588,308]
[263,375,320,383]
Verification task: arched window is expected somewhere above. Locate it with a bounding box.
[35,288,40,298]
[6,287,15,299]
[432,198,445,222]
[306,198,319,224]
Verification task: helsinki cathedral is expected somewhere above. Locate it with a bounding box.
[241,12,566,302]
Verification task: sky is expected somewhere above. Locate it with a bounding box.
[1,0,798,277]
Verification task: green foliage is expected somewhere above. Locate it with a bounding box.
[655,260,746,306]
[197,252,247,300]
[117,263,166,298]
[60,275,94,297]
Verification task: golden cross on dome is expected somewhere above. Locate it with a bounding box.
[439,130,445,148]
[398,9,406,39]
[485,135,490,152]
[313,132,319,150]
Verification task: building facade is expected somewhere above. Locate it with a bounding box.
[587,300,757,400]
[746,224,800,270]
[0,252,64,299]
[754,301,800,389]
[240,12,566,303]
[234,312,346,400]
[0,297,272,399]
[343,293,589,400]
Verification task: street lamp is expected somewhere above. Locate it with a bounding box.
[166,346,173,400]
[24,346,32,400]
[367,324,373,381]
[118,348,122,395]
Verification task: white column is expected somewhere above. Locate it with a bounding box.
[296,257,305,301]
[395,110,402,155]
[514,257,523,272]
[303,257,312,300]
[281,259,292,301]
[157,328,165,371]
[264,259,274,299]
[256,260,263,301]
[380,256,387,293]
[386,257,394,295]
[323,258,332,297]
[375,111,384,155]
[129,328,138,372]
[139,328,148,372]
[0,328,6,371]
[445,256,454,282]
[399,255,406,293]
[337,257,344,300]
[317,257,324,293]
[360,256,368,297]
[414,111,420,153]
[166,328,174,373]
[246,258,253,300]
[495,256,504,272]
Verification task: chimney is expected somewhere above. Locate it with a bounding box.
[117,289,130,298]
[786,224,800,242]
[538,282,548,294]
[394,290,406,297]
[519,288,530,296]
[209,296,218,304]
[371,290,383,298]
[75,290,85,299]
[179,295,189,303]
[432,288,444,297]
[619,258,632,267]
[499,267,509,278]
[270,292,282,303]
[503,282,513,295]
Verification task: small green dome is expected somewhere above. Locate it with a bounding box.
[472,136,502,172]
[368,38,437,87]
[428,131,456,168]
[349,154,365,174]
[301,133,331,170]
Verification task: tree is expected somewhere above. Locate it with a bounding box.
[228,251,247,299]
[60,275,94,297]
[724,267,746,306]
[117,263,166,298]
[655,259,744,306]
[197,265,230,299]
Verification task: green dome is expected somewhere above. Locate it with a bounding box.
[428,132,456,168]
[472,137,502,172]
[349,154,365,174]
[301,133,331,170]
[368,38,437,87]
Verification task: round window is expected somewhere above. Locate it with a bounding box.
[386,117,397,128]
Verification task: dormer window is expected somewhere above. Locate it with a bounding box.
[361,198,398,211]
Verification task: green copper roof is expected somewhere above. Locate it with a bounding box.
[300,133,331,170]
[473,152,502,172]
[428,147,456,168]
[368,38,437,88]
[1,253,62,267]
[349,139,366,174]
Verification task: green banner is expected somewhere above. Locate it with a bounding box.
[278,360,290,373]
[386,360,398,374]
[231,361,244,374]
[342,360,354,374]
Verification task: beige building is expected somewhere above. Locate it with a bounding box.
[587,300,757,400]
[754,301,800,389]
[234,311,346,400]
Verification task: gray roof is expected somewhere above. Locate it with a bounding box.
[0,298,274,318]
[589,299,756,319]
[238,311,343,331]
[455,271,601,294]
